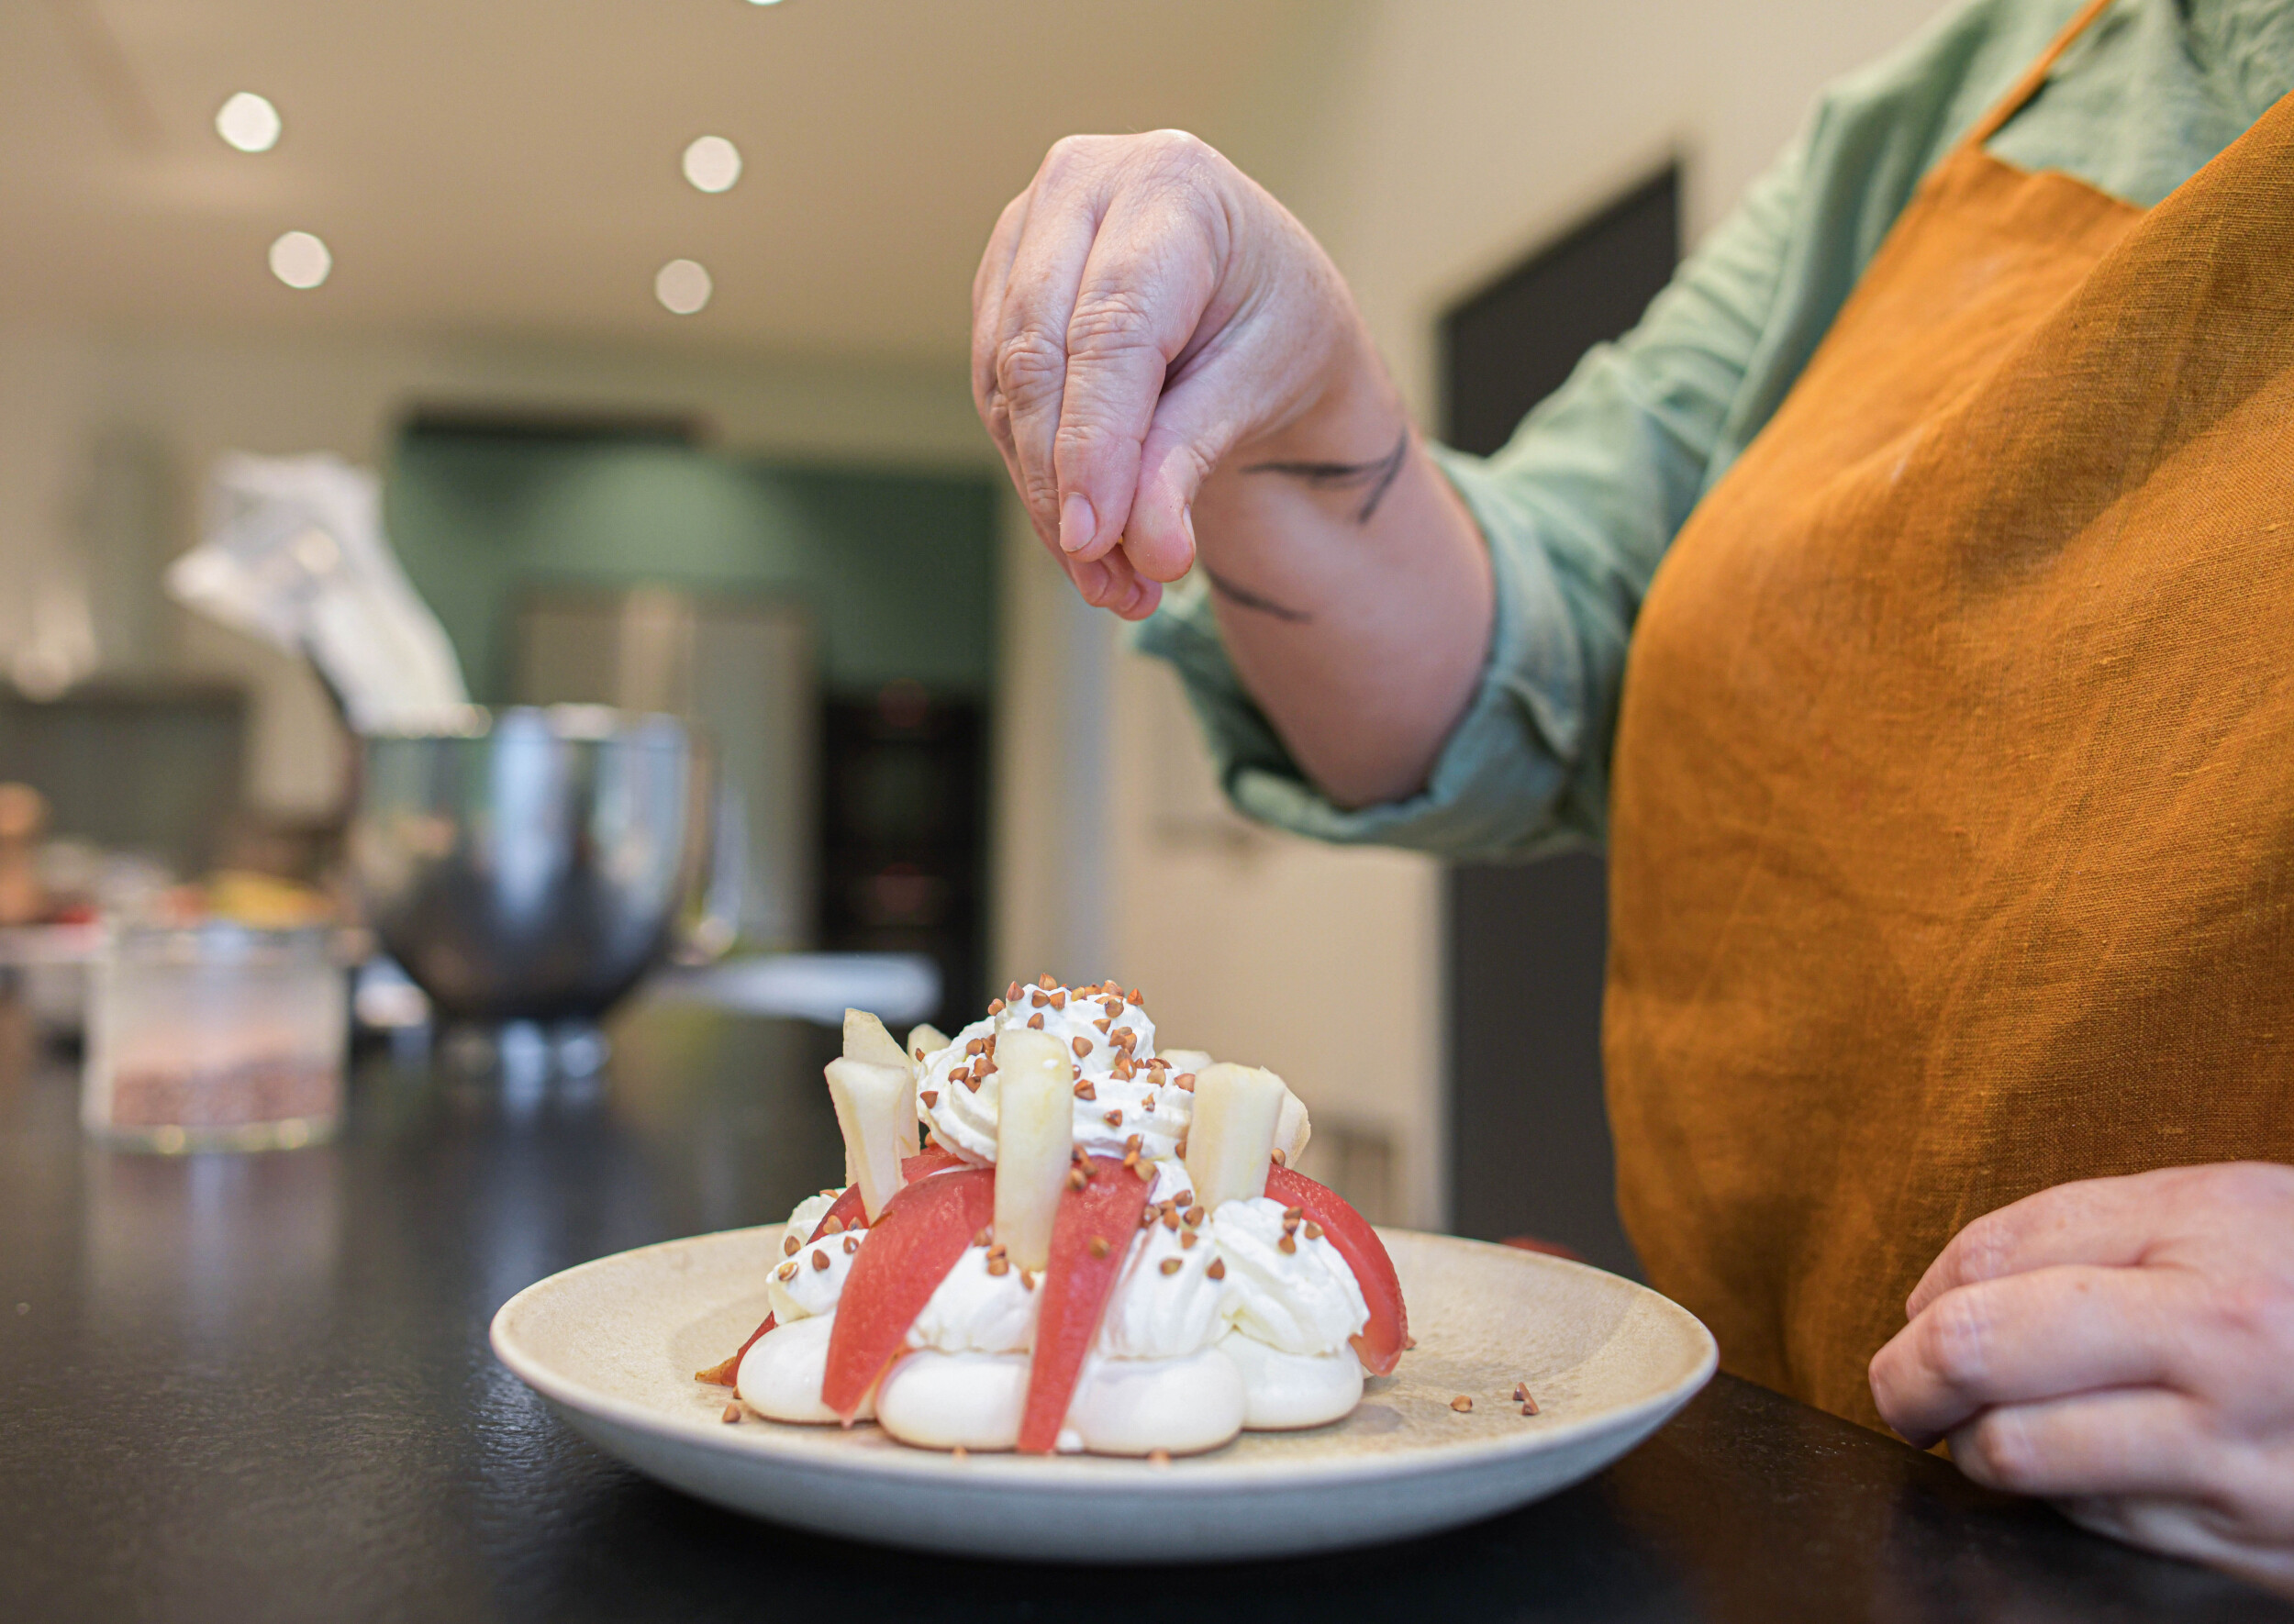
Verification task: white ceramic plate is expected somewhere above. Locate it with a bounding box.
[491,1224,1716,1563]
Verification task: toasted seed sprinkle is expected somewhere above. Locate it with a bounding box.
[1146,1056,1169,1071]
[820,1188,839,1198]
[986,1256,1010,1276]
[1094,1018,1112,1033]
[1175,1190,1194,1207]
[987,998,1005,1015]
[1103,1109,1123,1127]
[1051,989,1067,1008]
[822,1217,844,1235]
[843,1235,860,1254]
[1039,973,1056,990]
[964,1074,982,1092]
[952,1446,970,1462]
[1271,1148,1287,1166]
[783,1234,800,1257]
[1175,1138,1189,1157]
[1020,1270,1037,1291]
[1283,1207,1303,1221]
[1451,1396,1474,1413]
[974,1228,993,1247]
[811,1250,831,1272]
[986,1240,1007,1257]
[1185,1206,1205,1227]
[1206,1257,1226,1280]
[1161,1207,1180,1230]
[1101,997,1124,1018]
[1141,1096,1155,1113]
[920,1090,940,1108]
[1007,981,1022,1002]
[914,1046,927,1062]
[1520,1390,1540,1416]
[1180,1230,1199,1251]
[1403,1335,1419,1351]
[1278,1235,1297,1254]
[1305,1221,1323,1240]
[722,1403,742,1424]
[1088,1237,1110,1259]
[1122,1152,1141,1174]
[1282,1215,1300,1232]
[1068,1168,1088,1191]
[1124,1134,1142,1153]
[1138,1203,1155,1226]
[1073,1036,1092,1056]
[777,1262,797,1281]
[1128,988,1142,1005]
[1175,1073,1197,1093]
[1028,1013,1045,1029]
[1148,1449,1172,1467]
[1112,1057,1135,1080]
[1074,1080,1097,1101]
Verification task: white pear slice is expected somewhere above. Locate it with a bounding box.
[844,1007,918,1158]
[843,1007,911,1068]
[907,1022,951,1062]
[1268,1071,1312,1168]
[826,1056,912,1222]
[1185,1062,1286,1208]
[992,1028,1071,1272]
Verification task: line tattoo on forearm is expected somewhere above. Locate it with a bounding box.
[1202,564,1312,624]
[1242,425,1409,523]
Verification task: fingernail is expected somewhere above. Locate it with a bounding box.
[1182,504,1197,554]
[1060,493,1097,554]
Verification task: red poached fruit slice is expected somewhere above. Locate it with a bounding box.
[820,1167,996,1422]
[1018,1156,1152,1454]
[902,1145,971,1183]
[808,1184,869,1241]
[1264,1162,1409,1375]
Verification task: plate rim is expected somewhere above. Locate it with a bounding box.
[491,1223,1718,1494]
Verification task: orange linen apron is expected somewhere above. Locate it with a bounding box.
[1605,0,2294,1433]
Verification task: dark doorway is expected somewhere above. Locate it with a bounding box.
[1439,165,1679,1277]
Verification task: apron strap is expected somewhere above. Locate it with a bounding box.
[1963,0,2118,148]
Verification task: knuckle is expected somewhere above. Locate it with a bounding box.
[994,327,1067,409]
[1962,1411,2043,1494]
[1921,1292,1994,1391]
[1065,289,1160,357]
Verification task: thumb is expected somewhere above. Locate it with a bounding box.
[1118,370,1241,582]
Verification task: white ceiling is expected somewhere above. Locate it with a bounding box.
[1,0,1332,362]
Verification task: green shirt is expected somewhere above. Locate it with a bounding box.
[1139,0,2294,861]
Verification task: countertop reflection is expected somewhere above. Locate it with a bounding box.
[2,998,2287,1624]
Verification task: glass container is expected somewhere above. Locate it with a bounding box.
[83,924,347,1151]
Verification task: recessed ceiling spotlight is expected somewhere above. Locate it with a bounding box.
[269,230,331,289]
[216,92,282,153]
[746,1,785,7]
[683,135,742,195]
[655,259,712,315]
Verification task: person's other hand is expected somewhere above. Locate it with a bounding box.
[972,130,1372,619]
[1870,1162,2294,1591]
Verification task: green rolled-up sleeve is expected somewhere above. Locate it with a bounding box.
[1134,128,1810,862]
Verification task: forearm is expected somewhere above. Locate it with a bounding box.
[1191,355,1493,808]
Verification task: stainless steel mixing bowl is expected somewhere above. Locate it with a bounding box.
[350,706,707,1024]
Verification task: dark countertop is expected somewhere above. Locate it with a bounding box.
[5,996,2289,1624]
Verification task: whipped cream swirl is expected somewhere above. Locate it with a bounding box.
[1208,1196,1369,1356]
[917,983,1194,1165]
[906,1244,1041,1353]
[767,1216,868,1322]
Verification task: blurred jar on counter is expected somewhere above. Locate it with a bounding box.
[83,923,347,1152]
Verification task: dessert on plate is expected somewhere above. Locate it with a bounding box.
[696,978,1409,1456]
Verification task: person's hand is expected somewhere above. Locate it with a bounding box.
[1869,1162,2294,1591]
[971,130,1376,619]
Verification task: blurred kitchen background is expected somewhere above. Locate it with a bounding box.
[0,0,1945,1251]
